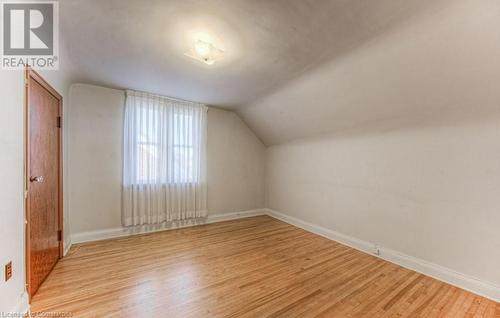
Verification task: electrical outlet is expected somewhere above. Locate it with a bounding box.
[373,245,380,256]
[5,261,12,281]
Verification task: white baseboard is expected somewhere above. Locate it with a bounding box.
[67,207,500,303]
[71,209,266,244]
[63,238,72,256]
[264,208,500,303]
[9,291,29,316]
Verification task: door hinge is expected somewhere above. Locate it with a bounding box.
[57,116,62,128]
[57,230,62,241]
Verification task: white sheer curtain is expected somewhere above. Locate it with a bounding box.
[122,90,207,226]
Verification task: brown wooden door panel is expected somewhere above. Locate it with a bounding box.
[26,67,63,299]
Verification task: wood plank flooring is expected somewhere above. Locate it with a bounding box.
[30,216,499,317]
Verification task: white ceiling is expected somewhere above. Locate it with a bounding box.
[60,0,439,108]
[239,0,500,145]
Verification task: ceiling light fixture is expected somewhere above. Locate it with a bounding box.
[185,39,224,65]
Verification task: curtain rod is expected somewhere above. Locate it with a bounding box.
[126,89,208,109]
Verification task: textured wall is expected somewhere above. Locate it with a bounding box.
[68,84,265,235]
[253,0,500,292]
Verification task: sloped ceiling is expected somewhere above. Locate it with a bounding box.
[60,0,439,109]
[60,0,499,146]
[239,0,500,145]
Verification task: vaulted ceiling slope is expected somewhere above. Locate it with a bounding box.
[239,0,500,145]
[60,0,438,108]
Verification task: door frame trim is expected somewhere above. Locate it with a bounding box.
[24,66,64,301]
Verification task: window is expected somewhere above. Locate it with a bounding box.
[123,91,207,186]
[122,90,208,225]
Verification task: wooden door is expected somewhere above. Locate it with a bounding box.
[25,67,63,299]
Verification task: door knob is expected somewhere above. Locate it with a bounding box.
[30,176,44,183]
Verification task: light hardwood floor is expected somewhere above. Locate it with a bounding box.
[30,216,499,317]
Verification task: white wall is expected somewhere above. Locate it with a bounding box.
[207,107,265,213]
[267,116,500,288]
[67,84,125,234]
[241,0,500,301]
[0,70,27,314]
[68,84,265,236]
[0,67,72,313]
